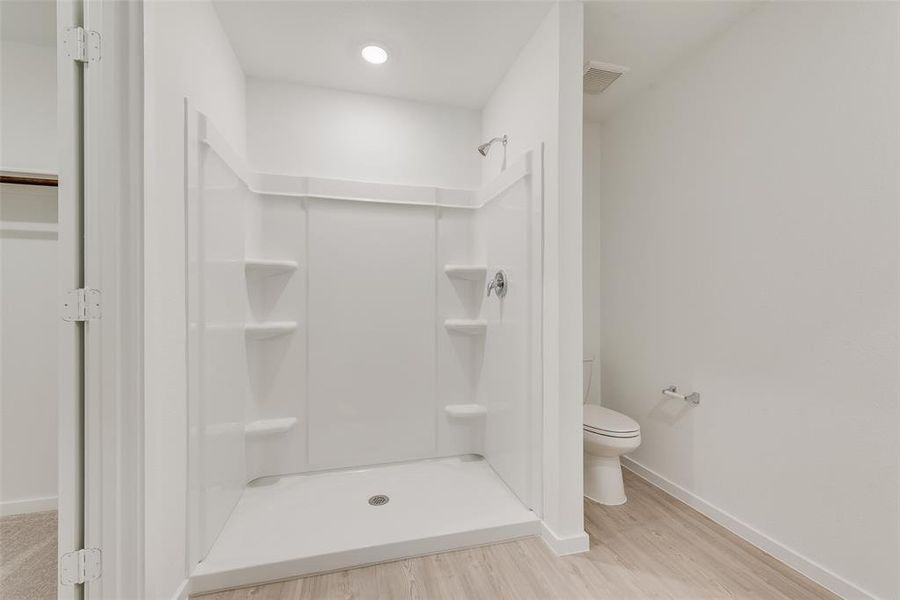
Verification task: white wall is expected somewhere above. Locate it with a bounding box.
[481,2,586,551]
[0,34,58,515]
[247,80,481,189]
[0,40,56,173]
[0,185,58,515]
[584,3,900,598]
[143,0,246,596]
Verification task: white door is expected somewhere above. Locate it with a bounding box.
[56,0,86,597]
[57,0,144,597]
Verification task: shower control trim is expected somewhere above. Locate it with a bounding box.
[487,270,508,299]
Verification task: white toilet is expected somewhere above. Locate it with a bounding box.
[583,405,641,505]
[582,358,641,505]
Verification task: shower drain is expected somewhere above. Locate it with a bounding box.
[368,494,389,506]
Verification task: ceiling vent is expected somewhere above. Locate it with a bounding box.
[583,61,629,95]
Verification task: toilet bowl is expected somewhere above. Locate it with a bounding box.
[583,404,641,506]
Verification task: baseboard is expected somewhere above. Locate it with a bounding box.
[621,457,878,600]
[0,495,57,517]
[539,521,589,556]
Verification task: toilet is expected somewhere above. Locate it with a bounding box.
[583,405,641,505]
[582,357,641,505]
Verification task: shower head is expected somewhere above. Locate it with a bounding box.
[478,135,508,157]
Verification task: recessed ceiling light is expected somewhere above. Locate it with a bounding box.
[361,45,388,65]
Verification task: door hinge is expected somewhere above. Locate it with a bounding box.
[62,288,101,322]
[60,548,102,585]
[63,27,101,64]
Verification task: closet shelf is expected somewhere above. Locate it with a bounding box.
[245,417,298,439]
[245,321,298,340]
[244,258,299,277]
[444,319,487,336]
[444,404,487,419]
[443,264,487,281]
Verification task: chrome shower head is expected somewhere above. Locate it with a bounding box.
[478,135,508,157]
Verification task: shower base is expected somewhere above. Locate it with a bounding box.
[190,455,539,593]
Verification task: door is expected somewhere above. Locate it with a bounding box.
[57,1,144,597]
[57,0,86,597]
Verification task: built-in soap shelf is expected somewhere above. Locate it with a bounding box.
[244,417,298,439]
[444,404,487,418]
[444,264,487,281]
[444,319,487,336]
[245,321,298,340]
[244,258,299,277]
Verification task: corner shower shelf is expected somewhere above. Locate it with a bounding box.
[443,319,487,336]
[444,264,487,281]
[244,417,298,439]
[245,321,298,340]
[244,259,299,277]
[444,404,487,419]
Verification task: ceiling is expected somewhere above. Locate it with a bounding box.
[212,1,553,109]
[0,0,56,46]
[0,0,758,119]
[583,1,759,123]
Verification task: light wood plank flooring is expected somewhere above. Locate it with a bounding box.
[194,471,839,600]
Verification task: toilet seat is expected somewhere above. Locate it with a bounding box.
[583,405,640,439]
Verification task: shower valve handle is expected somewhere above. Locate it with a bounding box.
[487,270,508,298]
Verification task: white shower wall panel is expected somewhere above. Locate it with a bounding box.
[476,164,540,511]
[188,143,249,561]
[307,200,437,468]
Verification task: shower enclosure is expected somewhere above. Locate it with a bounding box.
[185,105,544,589]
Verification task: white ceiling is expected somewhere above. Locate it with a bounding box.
[583,1,759,123]
[0,0,56,46]
[0,0,758,118]
[212,1,553,109]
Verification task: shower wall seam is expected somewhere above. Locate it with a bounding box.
[303,197,310,471]
[432,207,440,455]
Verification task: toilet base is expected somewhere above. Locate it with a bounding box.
[584,454,627,506]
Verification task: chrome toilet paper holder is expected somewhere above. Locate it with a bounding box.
[662,385,700,405]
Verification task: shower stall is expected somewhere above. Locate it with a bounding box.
[138,1,587,592]
[185,107,544,590]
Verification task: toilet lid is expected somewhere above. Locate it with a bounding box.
[583,405,640,436]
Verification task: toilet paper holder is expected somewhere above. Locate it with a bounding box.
[662,385,700,405]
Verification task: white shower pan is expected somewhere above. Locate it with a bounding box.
[190,455,539,593]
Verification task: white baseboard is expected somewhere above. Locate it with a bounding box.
[0,495,57,517]
[539,521,589,556]
[621,457,878,600]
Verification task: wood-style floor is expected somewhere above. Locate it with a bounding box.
[194,470,839,600]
